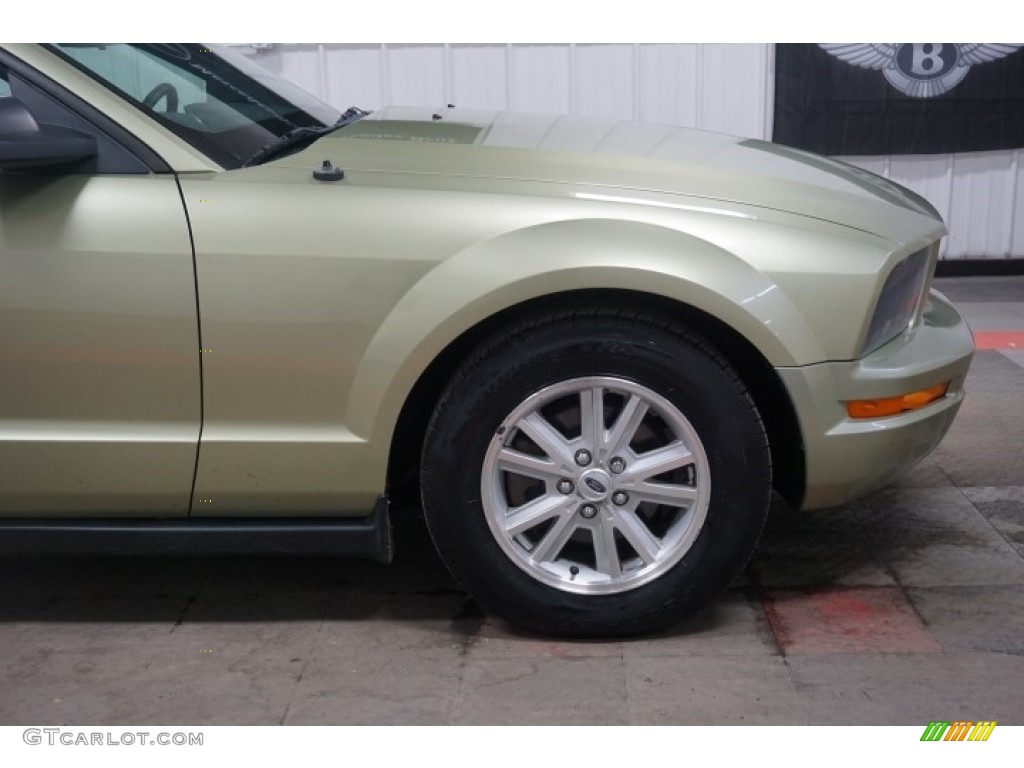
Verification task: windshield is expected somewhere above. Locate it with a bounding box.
[48,44,344,169]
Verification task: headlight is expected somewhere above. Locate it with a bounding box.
[861,248,931,355]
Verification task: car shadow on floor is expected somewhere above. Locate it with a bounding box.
[0,496,895,642]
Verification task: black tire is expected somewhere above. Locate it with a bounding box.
[420,306,771,637]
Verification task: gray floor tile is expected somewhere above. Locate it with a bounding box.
[0,646,302,725]
[284,651,464,725]
[857,486,1024,585]
[750,530,896,587]
[955,301,1024,331]
[961,486,1024,545]
[860,486,996,532]
[961,484,1024,506]
[123,655,304,725]
[868,533,1024,587]
[625,655,806,724]
[164,591,333,658]
[906,586,1024,654]
[883,456,954,489]
[934,276,1024,303]
[456,656,627,725]
[315,592,474,658]
[787,652,1024,725]
[932,353,1024,486]
[0,594,187,653]
[755,501,896,587]
[0,648,159,725]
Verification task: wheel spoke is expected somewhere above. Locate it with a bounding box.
[502,494,573,537]
[496,446,561,481]
[612,508,663,565]
[605,394,648,455]
[516,411,575,467]
[530,511,578,562]
[625,441,693,479]
[592,520,622,578]
[579,386,605,449]
[630,481,699,508]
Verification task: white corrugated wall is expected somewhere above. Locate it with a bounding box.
[239,43,1023,260]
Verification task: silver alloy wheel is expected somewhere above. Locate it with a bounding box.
[481,376,711,595]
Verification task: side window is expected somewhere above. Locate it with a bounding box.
[0,54,156,174]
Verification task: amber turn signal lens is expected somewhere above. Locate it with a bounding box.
[846,382,950,419]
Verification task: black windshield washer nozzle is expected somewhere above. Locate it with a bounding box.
[313,160,344,182]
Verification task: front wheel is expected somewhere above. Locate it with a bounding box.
[420,308,771,637]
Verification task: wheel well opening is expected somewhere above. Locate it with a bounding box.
[386,290,806,514]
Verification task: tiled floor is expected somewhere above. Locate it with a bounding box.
[1,276,1022,725]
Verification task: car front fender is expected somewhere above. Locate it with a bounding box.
[346,217,825,452]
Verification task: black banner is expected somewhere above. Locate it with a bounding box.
[773,44,1024,155]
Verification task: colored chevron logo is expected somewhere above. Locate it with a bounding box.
[920,721,997,741]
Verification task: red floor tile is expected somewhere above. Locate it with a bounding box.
[761,587,942,655]
[972,331,1024,350]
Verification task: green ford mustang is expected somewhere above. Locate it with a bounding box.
[0,44,974,636]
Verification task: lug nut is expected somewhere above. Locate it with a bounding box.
[557,478,574,494]
[574,449,592,467]
[609,456,626,474]
[612,491,630,506]
[579,503,597,519]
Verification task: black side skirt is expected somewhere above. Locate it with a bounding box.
[0,495,393,563]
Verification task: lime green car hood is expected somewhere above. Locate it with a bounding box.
[279,107,941,240]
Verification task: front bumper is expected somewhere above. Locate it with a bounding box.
[777,289,974,510]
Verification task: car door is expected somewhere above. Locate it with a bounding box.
[0,58,200,516]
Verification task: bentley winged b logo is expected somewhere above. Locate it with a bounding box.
[819,44,1022,98]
